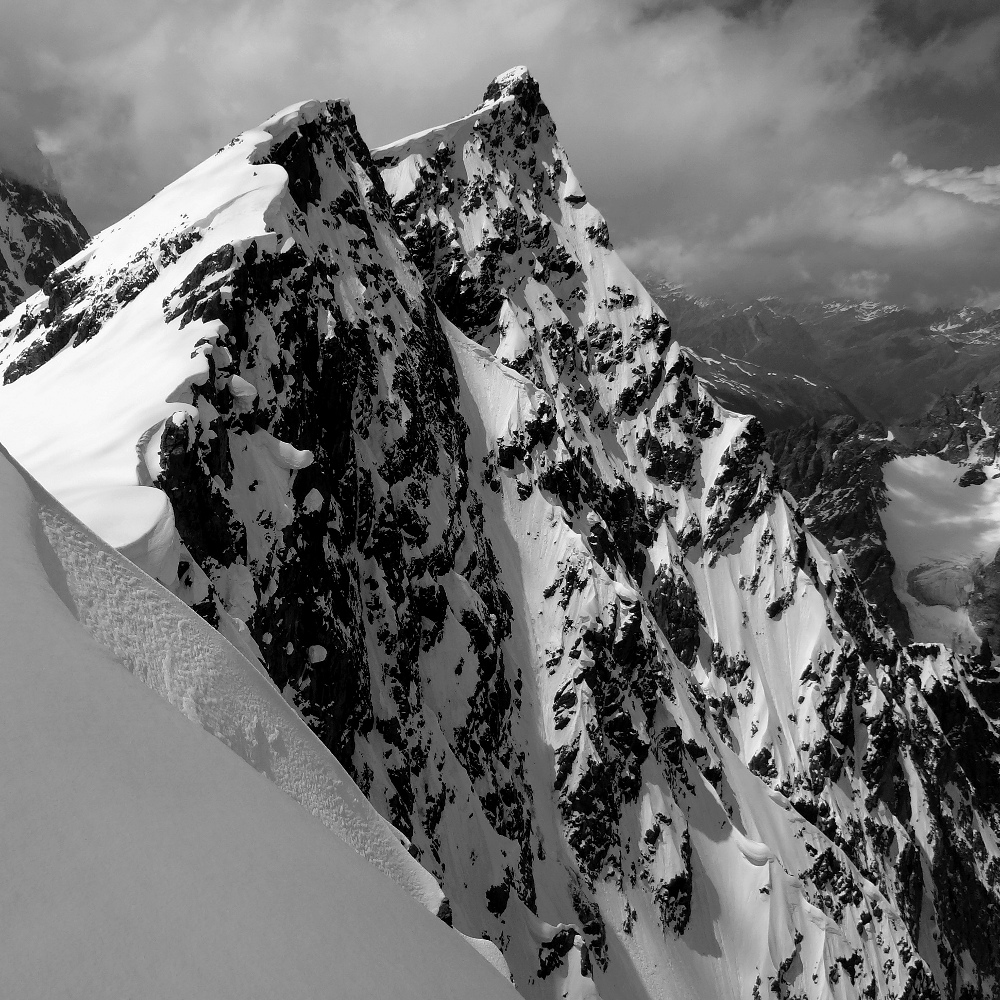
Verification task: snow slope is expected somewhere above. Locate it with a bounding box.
[7,436,445,912]
[0,441,517,998]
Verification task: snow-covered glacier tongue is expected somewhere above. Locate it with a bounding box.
[1,69,999,999]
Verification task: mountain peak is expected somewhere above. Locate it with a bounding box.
[476,65,547,117]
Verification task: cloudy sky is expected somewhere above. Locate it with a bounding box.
[1,0,998,308]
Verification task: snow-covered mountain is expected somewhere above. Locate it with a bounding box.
[2,67,1000,998]
[0,441,516,997]
[0,163,89,319]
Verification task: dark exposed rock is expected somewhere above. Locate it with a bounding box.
[959,466,988,487]
[649,565,703,666]
[900,384,999,463]
[0,169,89,321]
[767,415,912,641]
[537,927,577,979]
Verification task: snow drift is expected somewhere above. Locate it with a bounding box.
[0,441,516,997]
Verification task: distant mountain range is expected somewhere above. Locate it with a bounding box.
[648,280,1000,673]
[647,279,1000,429]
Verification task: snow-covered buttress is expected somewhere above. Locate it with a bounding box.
[2,68,1000,999]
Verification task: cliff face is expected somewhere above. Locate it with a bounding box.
[2,69,1000,999]
[767,416,912,642]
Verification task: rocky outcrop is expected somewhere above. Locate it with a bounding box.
[899,383,1000,465]
[767,415,912,641]
[0,169,88,319]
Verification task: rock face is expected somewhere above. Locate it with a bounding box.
[0,168,89,319]
[898,384,1000,466]
[767,415,912,642]
[2,69,1000,1000]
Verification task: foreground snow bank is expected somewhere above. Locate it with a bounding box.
[0,443,516,998]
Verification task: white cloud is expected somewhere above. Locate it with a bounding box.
[622,159,1000,306]
[1,0,998,306]
[892,152,1000,207]
[971,287,1000,312]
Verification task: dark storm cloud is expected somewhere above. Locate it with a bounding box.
[0,0,997,307]
[873,0,1000,46]
[604,0,1000,307]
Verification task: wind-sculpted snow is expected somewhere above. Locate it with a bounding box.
[0,168,88,319]
[0,95,535,985]
[3,441,444,914]
[2,67,1000,999]
[0,443,519,998]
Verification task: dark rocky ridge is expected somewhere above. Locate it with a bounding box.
[898,383,1000,465]
[767,415,912,641]
[379,69,1000,998]
[0,169,89,319]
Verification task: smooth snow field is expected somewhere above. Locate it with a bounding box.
[882,453,1000,651]
[0,444,516,999]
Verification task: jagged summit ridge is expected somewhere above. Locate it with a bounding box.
[379,74,1000,999]
[476,65,549,116]
[0,89,537,973]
